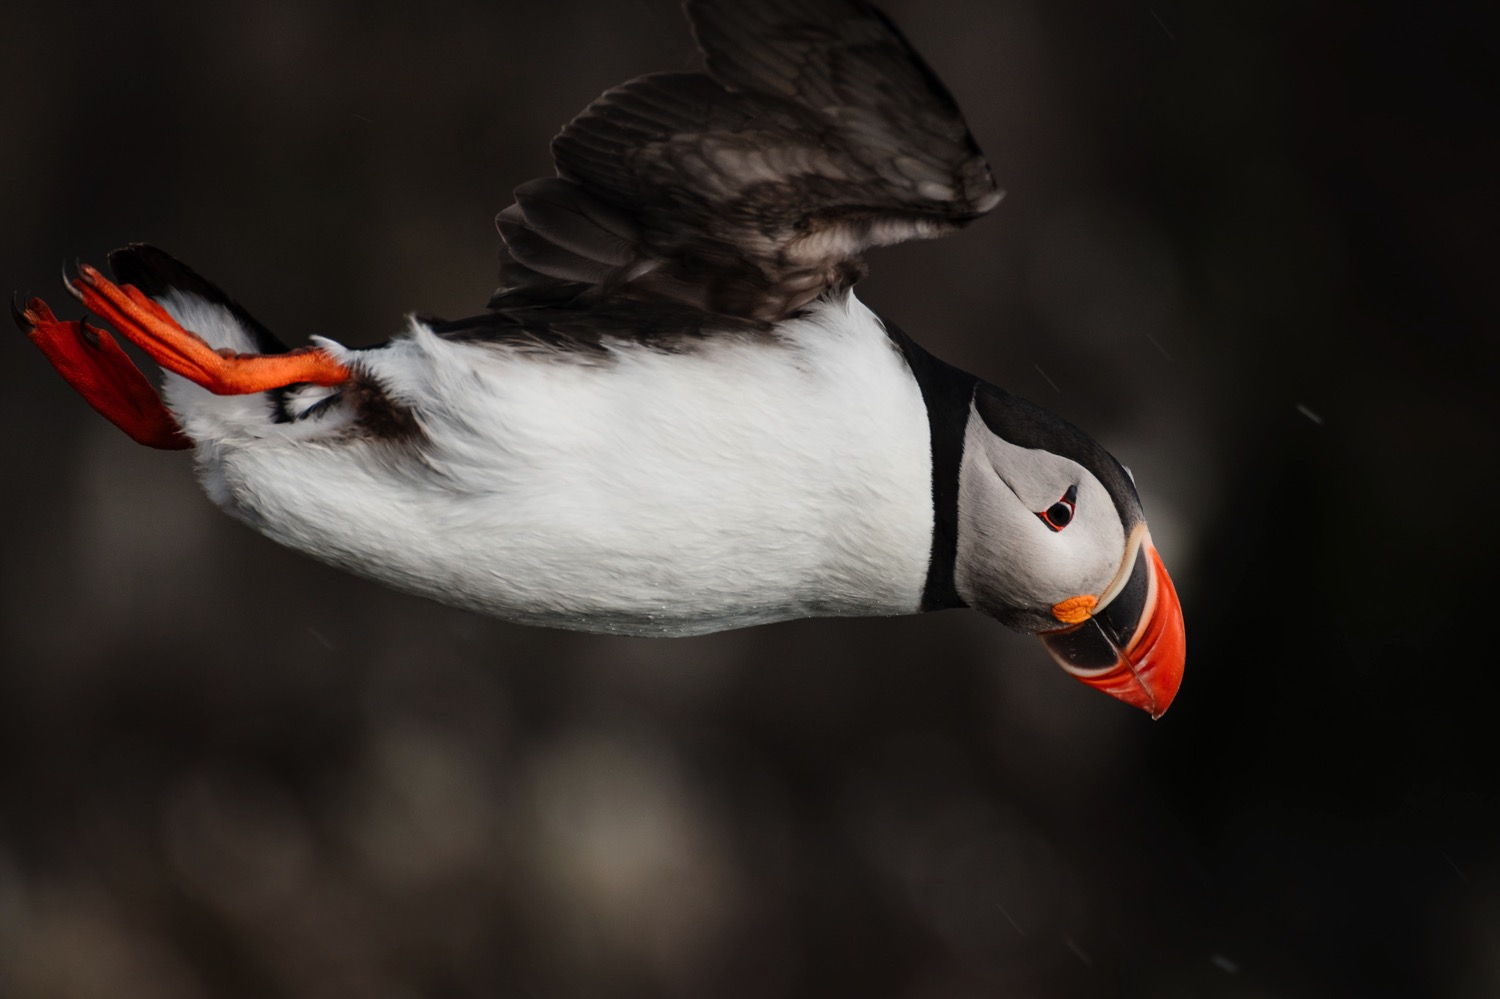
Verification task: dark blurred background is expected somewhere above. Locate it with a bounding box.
[2,0,1497,995]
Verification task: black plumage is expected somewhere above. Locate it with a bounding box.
[107,244,287,355]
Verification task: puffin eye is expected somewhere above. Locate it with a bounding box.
[1038,484,1078,532]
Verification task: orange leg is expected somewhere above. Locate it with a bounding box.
[16,297,191,450]
[66,263,350,394]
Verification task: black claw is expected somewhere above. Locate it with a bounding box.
[10,292,31,332]
[61,259,82,299]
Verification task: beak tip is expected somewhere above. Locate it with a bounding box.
[1133,552,1186,718]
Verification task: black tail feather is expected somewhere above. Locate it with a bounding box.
[107,244,288,354]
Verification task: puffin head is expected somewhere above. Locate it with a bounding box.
[955,383,1186,718]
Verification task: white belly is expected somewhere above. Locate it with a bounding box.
[192,295,934,636]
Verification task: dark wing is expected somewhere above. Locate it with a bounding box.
[490,0,1001,323]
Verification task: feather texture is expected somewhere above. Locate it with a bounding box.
[491,0,1000,322]
[174,294,934,635]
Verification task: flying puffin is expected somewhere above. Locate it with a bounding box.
[15,0,1185,716]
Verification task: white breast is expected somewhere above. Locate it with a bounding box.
[187,294,934,636]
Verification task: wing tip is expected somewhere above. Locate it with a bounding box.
[973,186,1004,215]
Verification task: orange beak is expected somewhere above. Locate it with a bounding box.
[1038,534,1186,718]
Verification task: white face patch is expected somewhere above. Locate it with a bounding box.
[953,407,1128,629]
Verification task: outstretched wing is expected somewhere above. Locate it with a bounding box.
[490,0,1001,323]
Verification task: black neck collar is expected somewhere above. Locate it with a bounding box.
[882,319,976,612]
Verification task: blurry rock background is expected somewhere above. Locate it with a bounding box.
[1,0,1496,995]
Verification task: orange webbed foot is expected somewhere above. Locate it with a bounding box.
[15,295,191,450]
[65,263,351,394]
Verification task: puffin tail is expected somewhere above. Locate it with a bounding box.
[106,243,290,356]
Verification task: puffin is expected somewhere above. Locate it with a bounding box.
[15,0,1185,716]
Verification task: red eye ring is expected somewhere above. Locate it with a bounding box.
[1038,484,1078,532]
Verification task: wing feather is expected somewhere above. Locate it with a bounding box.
[490,0,1000,323]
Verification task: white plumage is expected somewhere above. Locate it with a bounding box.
[164,289,932,636]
